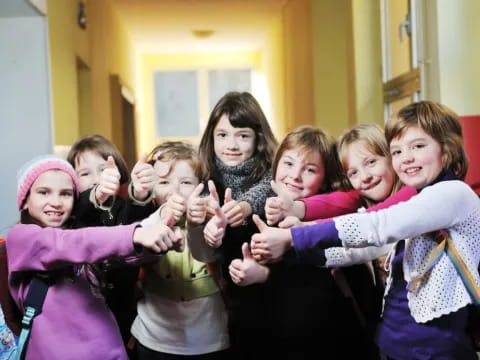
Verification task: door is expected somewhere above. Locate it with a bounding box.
[380,0,422,122]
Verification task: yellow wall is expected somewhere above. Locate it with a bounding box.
[47,0,81,145]
[310,0,356,137]
[47,0,134,145]
[352,1,383,126]
[282,0,314,133]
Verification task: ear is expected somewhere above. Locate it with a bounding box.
[22,203,28,210]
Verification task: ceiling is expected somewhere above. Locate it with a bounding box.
[112,0,287,53]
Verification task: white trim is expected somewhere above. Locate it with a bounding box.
[28,0,47,16]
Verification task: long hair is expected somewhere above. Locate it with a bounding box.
[67,135,130,185]
[385,101,468,179]
[272,125,348,193]
[198,92,277,189]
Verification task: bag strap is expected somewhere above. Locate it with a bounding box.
[12,276,50,360]
[407,231,480,304]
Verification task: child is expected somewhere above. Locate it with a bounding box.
[7,154,179,359]
[131,141,230,359]
[229,125,382,359]
[67,135,157,349]
[251,101,480,359]
[187,91,277,359]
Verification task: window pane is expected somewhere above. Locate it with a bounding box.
[154,71,199,137]
[208,69,251,111]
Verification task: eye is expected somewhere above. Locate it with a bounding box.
[78,171,90,177]
[367,158,377,166]
[391,150,400,157]
[216,132,226,138]
[240,134,251,139]
[413,143,425,150]
[307,167,317,174]
[61,190,74,197]
[38,189,48,195]
[347,170,357,178]
[158,180,169,185]
[283,160,293,167]
[181,180,193,185]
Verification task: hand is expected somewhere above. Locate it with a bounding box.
[163,191,187,225]
[187,183,207,224]
[133,224,177,253]
[206,180,220,219]
[278,215,303,229]
[96,156,121,204]
[172,226,185,252]
[265,180,295,225]
[222,188,246,227]
[203,200,227,248]
[131,153,157,200]
[229,243,270,286]
[250,215,293,264]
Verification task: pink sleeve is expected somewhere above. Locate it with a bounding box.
[6,224,137,273]
[301,190,362,221]
[314,186,418,223]
[363,186,417,212]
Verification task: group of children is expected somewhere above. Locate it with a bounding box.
[0,91,479,360]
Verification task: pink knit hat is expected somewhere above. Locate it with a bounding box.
[17,155,80,209]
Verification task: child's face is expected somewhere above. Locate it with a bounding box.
[275,149,325,200]
[213,114,256,167]
[345,141,394,202]
[74,150,110,192]
[390,125,443,189]
[23,170,75,227]
[153,160,199,205]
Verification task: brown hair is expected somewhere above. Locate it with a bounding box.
[147,141,200,179]
[198,92,277,189]
[67,135,130,184]
[273,125,348,193]
[338,123,402,206]
[385,101,468,179]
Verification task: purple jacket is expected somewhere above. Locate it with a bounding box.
[7,224,138,360]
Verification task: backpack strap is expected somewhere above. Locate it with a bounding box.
[13,276,50,360]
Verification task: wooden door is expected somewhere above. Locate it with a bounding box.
[381,0,422,121]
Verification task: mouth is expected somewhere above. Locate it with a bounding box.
[44,211,64,220]
[362,179,381,192]
[223,153,241,158]
[404,167,422,176]
[283,182,303,193]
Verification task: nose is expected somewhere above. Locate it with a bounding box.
[289,166,302,181]
[360,169,373,183]
[400,149,414,164]
[226,135,239,150]
[49,194,63,207]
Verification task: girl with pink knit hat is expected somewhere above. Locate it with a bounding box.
[6,154,181,360]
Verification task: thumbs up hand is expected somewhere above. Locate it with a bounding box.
[186,183,207,224]
[205,180,220,219]
[265,180,295,226]
[172,226,185,252]
[221,188,248,227]
[203,200,227,248]
[250,214,293,264]
[131,153,157,201]
[229,243,270,286]
[96,156,121,204]
[162,184,187,225]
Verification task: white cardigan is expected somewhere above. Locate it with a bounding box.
[332,180,480,323]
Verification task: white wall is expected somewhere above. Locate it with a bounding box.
[0,15,53,236]
[426,0,480,115]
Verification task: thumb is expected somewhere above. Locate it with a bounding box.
[271,179,290,202]
[208,180,219,202]
[224,188,232,203]
[190,183,204,199]
[252,214,268,233]
[107,156,116,168]
[138,152,148,164]
[161,208,176,227]
[213,200,223,219]
[241,242,252,260]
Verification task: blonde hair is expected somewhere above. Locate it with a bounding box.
[147,141,200,179]
[338,123,402,206]
[385,101,468,179]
